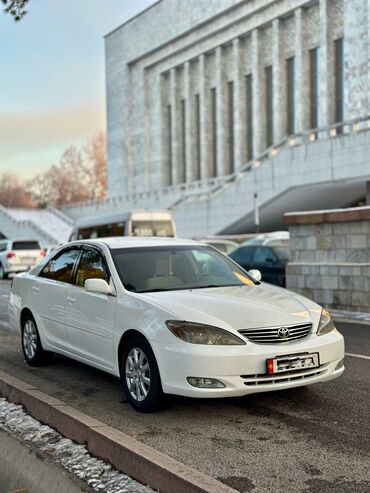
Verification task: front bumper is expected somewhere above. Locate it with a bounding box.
[152,329,345,398]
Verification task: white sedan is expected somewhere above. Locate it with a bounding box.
[9,238,345,412]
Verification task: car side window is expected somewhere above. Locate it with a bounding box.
[40,249,80,284]
[230,247,254,265]
[0,242,7,252]
[253,247,278,265]
[75,248,109,287]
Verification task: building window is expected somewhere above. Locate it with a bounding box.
[181,99,186,183]
[265,66,273,148]
[309,47,319,130]
[166,104,173,186]
[228,81,235,174]
[246,74,253,161]
[195,94,201,181]
[211,87,217,177]
[334,38,344,128]
[286,57,295,135]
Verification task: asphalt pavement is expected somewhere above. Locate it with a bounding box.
[0,280,369,493]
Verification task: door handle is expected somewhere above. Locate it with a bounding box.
[32,286,39,293]
[66,296,76,304]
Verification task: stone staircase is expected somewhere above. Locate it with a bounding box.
[0,206,74,247]
[62,117,370,236]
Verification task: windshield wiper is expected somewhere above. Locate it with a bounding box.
[136,288,171,293]
[191,284,243,290]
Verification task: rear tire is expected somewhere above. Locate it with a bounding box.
[0,264,7,280]
[121,335,165,413]
[21,315,54,366]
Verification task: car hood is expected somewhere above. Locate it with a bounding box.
[142,283,322,332]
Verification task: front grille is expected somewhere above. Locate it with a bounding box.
[239,322,312,344]
[241,365,328,386]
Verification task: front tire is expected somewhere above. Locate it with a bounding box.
[121,335,165,412]
[21,315,54,366]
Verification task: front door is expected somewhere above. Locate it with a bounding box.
[64,247,116,370]
[252,246,285,286]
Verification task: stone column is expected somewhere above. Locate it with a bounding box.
[233,38,245,169]
[215,46,227,175]
[294,8,308,133]
[251,29,263,157]
[169,67,179,185]
[319,0,333,127]
[272,18,285,143]
[199,54,209,179]
[343,0,370,120]
[184,61,193,183]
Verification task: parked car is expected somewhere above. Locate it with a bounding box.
[197,238,238,255]
[0,239,44,279]
[9,238,344,412]
[230,240,289,287]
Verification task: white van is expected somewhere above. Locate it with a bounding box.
[69,210,176,241]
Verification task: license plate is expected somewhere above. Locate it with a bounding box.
[20,257,33,263]
[266,353,320,375]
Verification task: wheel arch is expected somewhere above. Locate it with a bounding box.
[20,307,35,328]
[117,329,152,376]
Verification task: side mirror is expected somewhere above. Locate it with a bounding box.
[266,257,276,264]
[248,269,262,282]
[84,278,114,295]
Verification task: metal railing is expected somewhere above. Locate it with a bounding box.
[63,114,370,214]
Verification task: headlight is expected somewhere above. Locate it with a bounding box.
[166,321,246,345]
[317,309,335,336]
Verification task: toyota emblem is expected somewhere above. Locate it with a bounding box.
[277,327,289,339]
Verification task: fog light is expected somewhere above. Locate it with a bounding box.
[335,358,344,370]
[187,377,225,388]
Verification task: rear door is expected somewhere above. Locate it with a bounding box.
[64,246,116,370]
[31,247,81,350]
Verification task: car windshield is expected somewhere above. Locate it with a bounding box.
[111,245,256,293]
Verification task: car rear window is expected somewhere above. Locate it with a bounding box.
[12,241,40,250]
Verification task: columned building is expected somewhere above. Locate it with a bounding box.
[64,0,370,235]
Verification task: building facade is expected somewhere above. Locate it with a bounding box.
[64,0,370,235]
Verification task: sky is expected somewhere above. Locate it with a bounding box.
[0,0,154,179]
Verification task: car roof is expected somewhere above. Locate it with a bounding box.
[74,210,173,228]
[200,239,238,245]
[67,237,201,250]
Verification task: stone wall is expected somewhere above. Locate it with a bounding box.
[105,0,348,198]
[285,207,370,313]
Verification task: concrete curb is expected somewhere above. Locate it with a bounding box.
[0,371,237,493]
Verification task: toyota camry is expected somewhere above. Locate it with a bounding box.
[9,238,345,412]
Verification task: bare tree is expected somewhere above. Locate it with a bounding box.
[83,130,107,201]
[0,172,35,208]
[31,131,108,208]
[1,0,29,21]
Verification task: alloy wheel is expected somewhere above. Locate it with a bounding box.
[23,319,38,360]
[125,347,151,401]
